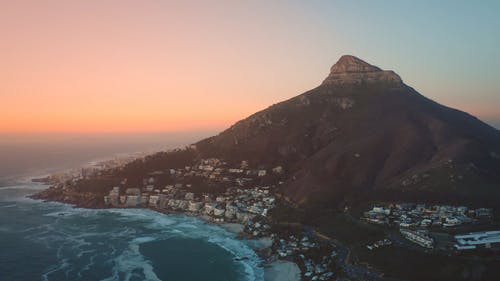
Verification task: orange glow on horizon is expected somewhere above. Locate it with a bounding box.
[1,99,267,133]
[2,1,499,133]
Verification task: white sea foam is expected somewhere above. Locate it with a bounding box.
[16,199,265,281]
[132,236,157,244]
[0,203,17,208]
[107,208,265,281]
[102,240,162,281]
[41,258,70,281]
[0,182,47,191]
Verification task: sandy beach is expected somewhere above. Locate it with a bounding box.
[264,260,301,281]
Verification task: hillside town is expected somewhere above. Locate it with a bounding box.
[43,155,342,281]
[35,152,500,281]
[361,203,498,250]
[362,203,493,228]
[104,157,281,234]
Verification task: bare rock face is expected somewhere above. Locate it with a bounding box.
[322,55,402,85]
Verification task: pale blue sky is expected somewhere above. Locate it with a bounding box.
[288,0,500,126]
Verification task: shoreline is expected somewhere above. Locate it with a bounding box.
[31,188,300,281]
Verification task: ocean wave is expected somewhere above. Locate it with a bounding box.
[0,182,50,203]
[0,203,17,208]
[0,183,47,191]
[102,239,162,281]
[109,209,265,281]
[20,205,264,281]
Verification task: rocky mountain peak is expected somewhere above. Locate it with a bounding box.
[330,55,382,73]
[322,55,402,85]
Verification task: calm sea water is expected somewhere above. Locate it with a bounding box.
[0,131,214,181]
[0,183,263,281]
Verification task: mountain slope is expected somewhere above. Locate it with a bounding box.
[195,55,500,207]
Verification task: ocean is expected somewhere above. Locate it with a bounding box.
[0,132,264,281]
[0,181,263,281]
[0,131,213,181]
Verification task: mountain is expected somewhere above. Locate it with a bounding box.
[195,55,500,207]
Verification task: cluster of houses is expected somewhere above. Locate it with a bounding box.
[303,257,335,281]
[103,158,284,230]
[161,158,282,185]
[104,185,276,229]
[275,235,318,258]
[361,203,498,250]
[273,234,336,281]
[362,203,493,228]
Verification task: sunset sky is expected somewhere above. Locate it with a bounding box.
[2,0,500,133]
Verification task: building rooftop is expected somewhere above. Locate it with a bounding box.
[455,230,500,246]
